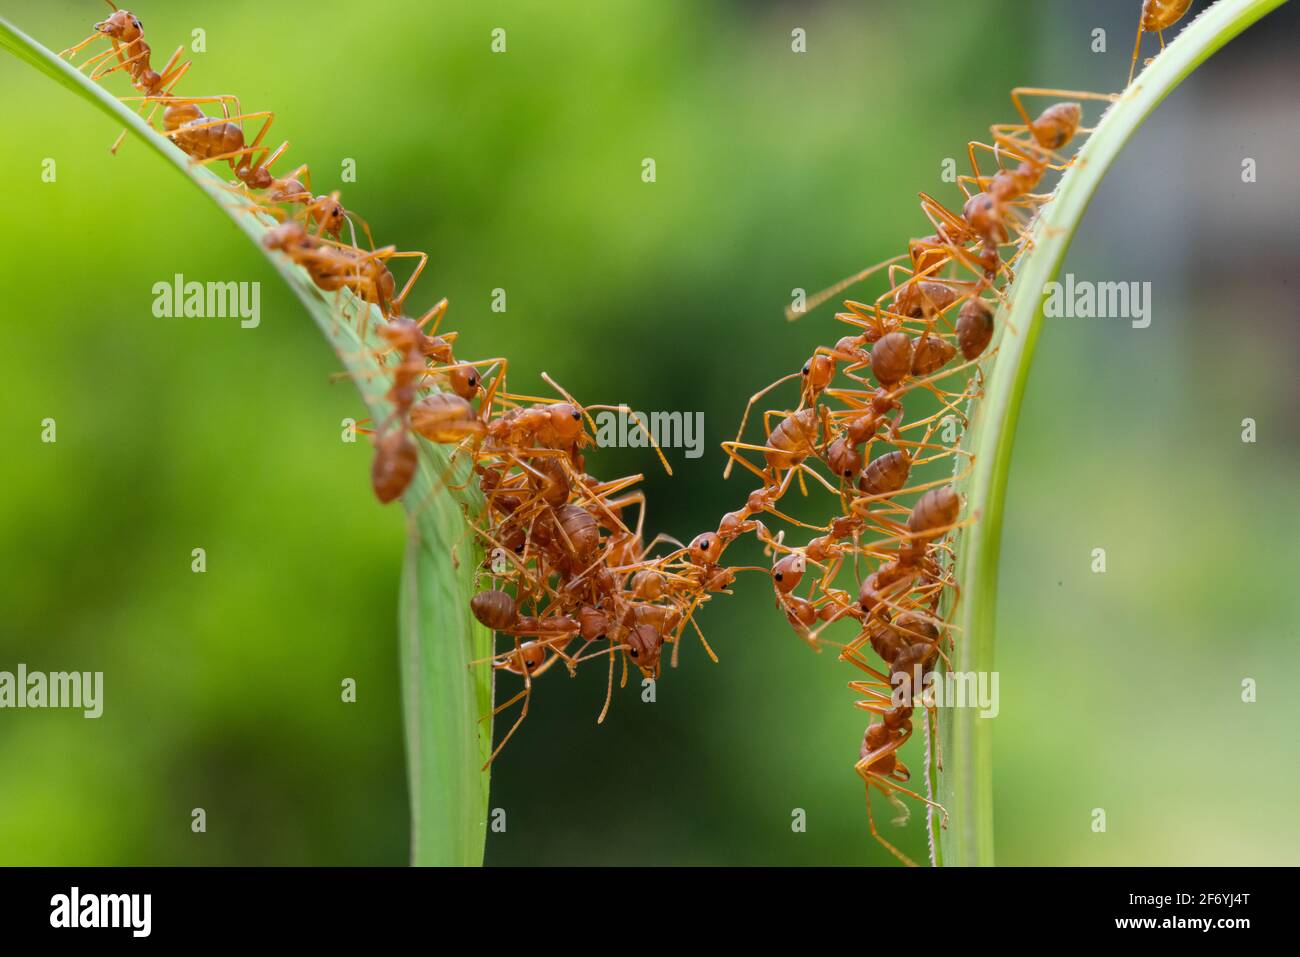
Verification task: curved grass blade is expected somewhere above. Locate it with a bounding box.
[0,14,493,866]
[928,0,1289,867]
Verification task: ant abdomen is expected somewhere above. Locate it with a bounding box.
[370,429,417,504]
[408,394,483,444]
[858,450,911,497]
[910,334,956,377]
[1030,102,1082,150]
[1143,0,1194,32]
[957,297,995,360]
[907,487,961,543]
[471,589,517,631]
[555,504,600,560]
[870,332,913,387]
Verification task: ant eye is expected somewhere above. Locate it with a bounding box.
[571,411,581,421]
[629,649,638,658]
[774,572,783,581]
[801,363,810,374]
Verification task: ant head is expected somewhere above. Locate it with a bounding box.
[962,192,998,235]
[237,164,274,190]
[688,533,723,566]
[783,595,817,629]
[262,221,307,251]
[449,364,481,401]
[801,353,835,394]
[578,606,609,642]
[826,436,862,479]
[314,197,346,237]
[498,523,527,555]
[511,642,547,674]
[624,623,663,675]
[771,553,806,594]
[704,566,737,592]
[547,403,584,443]
[96,10,142,40]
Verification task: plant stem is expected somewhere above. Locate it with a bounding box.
[928,0,1288,867]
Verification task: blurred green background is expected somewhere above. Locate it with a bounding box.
[1,0,1297,866]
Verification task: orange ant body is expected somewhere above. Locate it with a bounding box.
[60,3,194,154]
[263,221,427,318]
[1130,1,1195,84]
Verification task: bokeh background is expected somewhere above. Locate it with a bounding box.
[1,0,1297,866]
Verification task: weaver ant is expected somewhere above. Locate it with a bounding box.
[1129,1,1195,84]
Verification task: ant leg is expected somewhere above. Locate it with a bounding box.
[111,50,193,155]
[348,210,378,251]
[786,252,909,321]
[877,777,950,827]
[596,639,617,724]
[482,660,532,769]
[60,31,109,61]
[1128,24,1147,86]
[75,43,122,75]
[582,401,673,477]
[683,604,719,663]
[475,356,509,420]
[233,139,292,189]
[382,250,428,314]
[482,685,526,715]
[926,703,944,774]
[796,461,843,497]
[88,40,148,81]
[723,372,801,479]
[1009,87,1120,127]
[414,298,450,337]
[916,198,1006,284]
[127,93,243,115]
[918,192,969,242]
[859,775,919,867]
[841,646,892,682]
[719,442,776,486]
[142,100,258,137]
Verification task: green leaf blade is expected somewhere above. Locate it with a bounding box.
[0,13,493,866]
